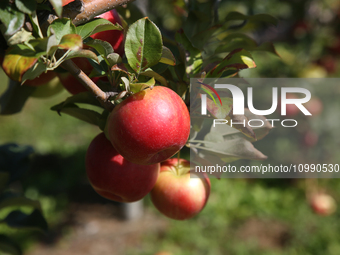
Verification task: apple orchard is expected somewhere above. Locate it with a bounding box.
[0,1,335,252]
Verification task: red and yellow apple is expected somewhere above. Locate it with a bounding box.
[310,193,337,216]
[107,86,190,165]
[150,158,211,220]
[85,133,160,203]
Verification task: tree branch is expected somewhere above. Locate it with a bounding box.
[41,0,135,32]
[57,51,114,111]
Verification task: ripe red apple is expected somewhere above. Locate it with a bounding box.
[107,86,190,165]
[310,193,337,216]
[86,133,160,203]
[150,158,211,220]
[92,9,125,56]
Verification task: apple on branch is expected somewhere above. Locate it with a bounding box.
[107,86,190,165]
[57,9,124,95]
[150,158,211,220]
[86,133,160,203]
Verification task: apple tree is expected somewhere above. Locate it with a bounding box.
[0,0,278,252]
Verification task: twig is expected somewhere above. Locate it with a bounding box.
[41,0,135,32]
[57,51,114,111]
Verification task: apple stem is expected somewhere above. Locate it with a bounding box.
[57,51,115,111]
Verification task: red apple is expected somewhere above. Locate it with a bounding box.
[107,86,190,165]
[150,158,211,220]
[310,193,337,216]
[86,133,160,203]
[92,9,125,56]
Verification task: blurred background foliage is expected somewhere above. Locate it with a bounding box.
[1,0,340,254]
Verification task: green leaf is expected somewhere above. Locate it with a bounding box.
[76,18,123,40]
[2,45,40,82]
[0,235,22,255]
[6,28,34,46]
[51,91,102,108]
[190,25,222,50]
[175,30,203,77]
[85,38,114,64]
[205,49,256,78]
[130,77,155,93]
[225,12,278,26]
[253,42,280,56]
[215,33,258,54]
[21,62,47,84]
[53,105,104,126]
[242,109,273,142]
[125,17,163,74]
[191,136,267,164]
[47,34,83,56]
[0,1,25,36]
[226,113,256,140]
[159,46,176,66]
[215,34,279,57]
[106,53,122,67]
[205,97,233,119]
[64,49,99,63]
[3,209,48,232]
[29,11,43,38]
[50,92,107,126]
[48,0,62,17]
[0,192,41,211]
[15,0,36,14]
[48,18,76,42]
[140,69,168,87]
[190,119,267,165]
